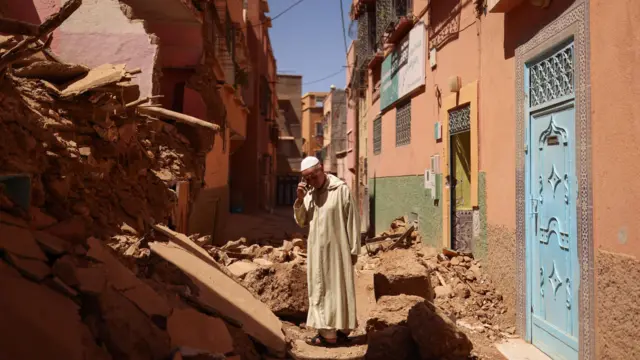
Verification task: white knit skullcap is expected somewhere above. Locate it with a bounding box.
[300,156,320,171]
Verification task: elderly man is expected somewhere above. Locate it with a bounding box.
[294,156,360,347]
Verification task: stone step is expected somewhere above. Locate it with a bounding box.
[495,339,552,360]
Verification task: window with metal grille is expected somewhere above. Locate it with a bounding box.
[373,116,382,155]
[395,101,411,146]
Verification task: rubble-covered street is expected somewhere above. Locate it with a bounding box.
[6,0,636,359]
[0,17,514,355]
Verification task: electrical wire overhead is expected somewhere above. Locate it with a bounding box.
[339,0,349,56]
[303,68,346,85]
[240,0,308,29]
[302,62,356,86]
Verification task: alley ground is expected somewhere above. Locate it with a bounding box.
[219,212,518,360]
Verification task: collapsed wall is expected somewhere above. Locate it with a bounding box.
[0,4,285,359]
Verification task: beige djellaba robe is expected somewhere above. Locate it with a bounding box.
[293,174,361,331]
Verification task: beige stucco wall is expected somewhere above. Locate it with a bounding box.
[590,0,640,358]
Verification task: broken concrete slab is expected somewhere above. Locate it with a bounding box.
[152,225,241,282]
[45,276,79,298]
[0,211,28,227]
[373,249,434,301]
[149,241,286,355]
[228,260,259,278]
[14,61,90,83]
[75,266,107,295]
[122,282,172,318]
[32,230,69,255]
[86,237,171,317]
[407,301,473,359]
[0,223,47,261]
[96,286,171,359]
[225,323,262,360]
[52,255,79,287]
[0,262,109,360]
[60,63,126,98]
[86,237,140,290]
[152,224,225,272]
[7,253,51,281]
[168,307,234,355]
[44,216,88,243]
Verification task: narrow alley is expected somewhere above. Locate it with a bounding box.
[0,0,638,360]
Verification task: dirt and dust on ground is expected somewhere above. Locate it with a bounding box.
[0,4,287,360]
[222,216,516,360]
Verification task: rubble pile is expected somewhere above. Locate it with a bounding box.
[419,249,515,342]
[0,48,206,243]
[0,4,286,359]
[364,216,420,255]
[356,217,515,359]
[207,235,310,321]
[206,234,308,269]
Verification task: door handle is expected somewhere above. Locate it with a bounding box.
[530,198,539,235]
[531,198,539,214]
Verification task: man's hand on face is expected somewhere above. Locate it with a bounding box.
[297,182,307,201]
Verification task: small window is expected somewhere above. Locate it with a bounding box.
[315,122,323,136]
[373,116,382,155]
[396,101,411,147]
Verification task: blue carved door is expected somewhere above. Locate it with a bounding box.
[526,42,579,360]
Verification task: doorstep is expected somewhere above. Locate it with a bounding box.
[495,339,552,360]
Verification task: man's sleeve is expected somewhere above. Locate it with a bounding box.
[293,197,309,227]
[342,186,361,256]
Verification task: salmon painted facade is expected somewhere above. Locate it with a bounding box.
[349,0,640,358]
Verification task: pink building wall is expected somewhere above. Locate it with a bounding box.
[2,0,158,97]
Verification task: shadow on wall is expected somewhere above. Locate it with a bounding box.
[188,185,229,246]
[503,0,576,59]
[368,172,376,237]
[428,0,464,51]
